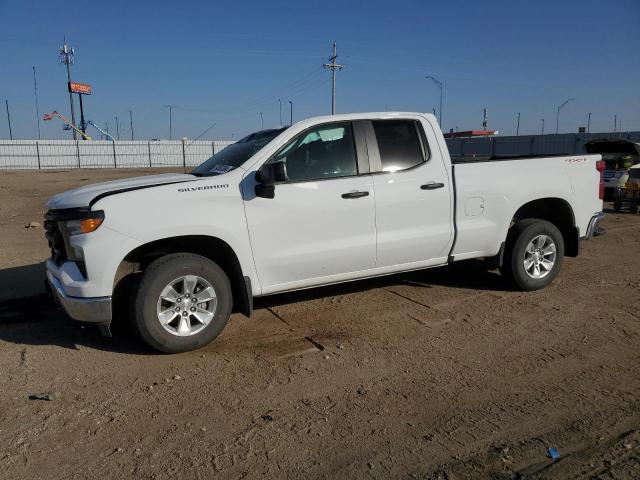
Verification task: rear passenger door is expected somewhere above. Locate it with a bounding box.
[367,118,454,268]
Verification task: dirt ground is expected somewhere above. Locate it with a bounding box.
[0,168,639,480]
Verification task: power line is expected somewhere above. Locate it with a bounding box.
[173,68,324,115]
[323,41,344,115]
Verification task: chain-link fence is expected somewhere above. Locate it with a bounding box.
[0,139,234,170]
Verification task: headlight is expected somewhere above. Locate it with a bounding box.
[65,210,105,236]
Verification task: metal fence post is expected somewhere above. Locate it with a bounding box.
[36,141,41,170]
[148,140,152,167]
[112,140,117,168]
[76,140,81,168]
[182,139,186,170]
[530,136,535,156]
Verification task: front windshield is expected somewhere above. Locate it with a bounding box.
[192,128,287,176]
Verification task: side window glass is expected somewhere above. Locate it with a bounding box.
[372,120,427,172]
[270,122,358,181]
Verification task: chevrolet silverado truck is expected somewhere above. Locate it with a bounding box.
[44,112,605,353]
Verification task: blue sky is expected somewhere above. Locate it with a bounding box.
[1,0,639,140]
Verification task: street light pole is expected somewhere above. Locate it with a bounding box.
[278,99,282,126]
[260,112,264,129]
[129,109,134,140]
[33,66,41,139]
[541,118,545,135]
[587,112,591,133]
[556,97,575,134]
[516,112,521,136]
[289,100,293,126]
[425,76,443,128]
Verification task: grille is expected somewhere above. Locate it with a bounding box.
[44,216,67,265]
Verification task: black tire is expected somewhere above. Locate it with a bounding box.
[631,202,639,215]
[133,253,232,353]
[500,219,564,291]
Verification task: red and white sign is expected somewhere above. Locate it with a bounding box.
[68,82,92,95]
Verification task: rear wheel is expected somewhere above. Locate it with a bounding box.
[133,253,232,353]
[500,219,564,291]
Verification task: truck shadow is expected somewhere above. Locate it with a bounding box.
[0,260,508,354]
[257,260,509,309]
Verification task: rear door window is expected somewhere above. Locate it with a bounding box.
[372,120,427,172]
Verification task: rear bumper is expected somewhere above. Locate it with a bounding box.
[47,269,112,324]
[584,212,605,240]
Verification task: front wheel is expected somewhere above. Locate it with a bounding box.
[500,219,564,291]
[133,253,232,353]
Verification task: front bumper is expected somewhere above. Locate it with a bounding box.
[584,212,605,240]
[47,269,112,324]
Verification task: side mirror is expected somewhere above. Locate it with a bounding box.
[255,162,287,199]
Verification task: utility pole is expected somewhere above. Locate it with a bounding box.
[613,114,617,133]
[323,41,344,115]
[33,66,41,139]
[59,38,77,140]
[516,112,521,136]
[289,100,293,125]
[278,99,282,126]
[482,108,488,131]
[5,100,13,140]
[432,107,436,116]
[129,109,134,140]
[425,76,443,128]
[164,105,176,140]
[556,98,575,134]
[541,118,545,135]
[587,112,591,133]
[114,116,120,140]
[260,111,264,129]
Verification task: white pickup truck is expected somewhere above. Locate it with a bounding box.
[44,112,605,353]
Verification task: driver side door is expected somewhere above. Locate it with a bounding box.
[242,121,376,294]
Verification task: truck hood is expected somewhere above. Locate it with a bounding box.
[46,173,196,210]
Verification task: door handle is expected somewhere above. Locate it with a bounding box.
[420,182,445,190]
[341,191,370,199]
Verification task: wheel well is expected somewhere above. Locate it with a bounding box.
[512,198,579,257]
[114,235,250,316]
